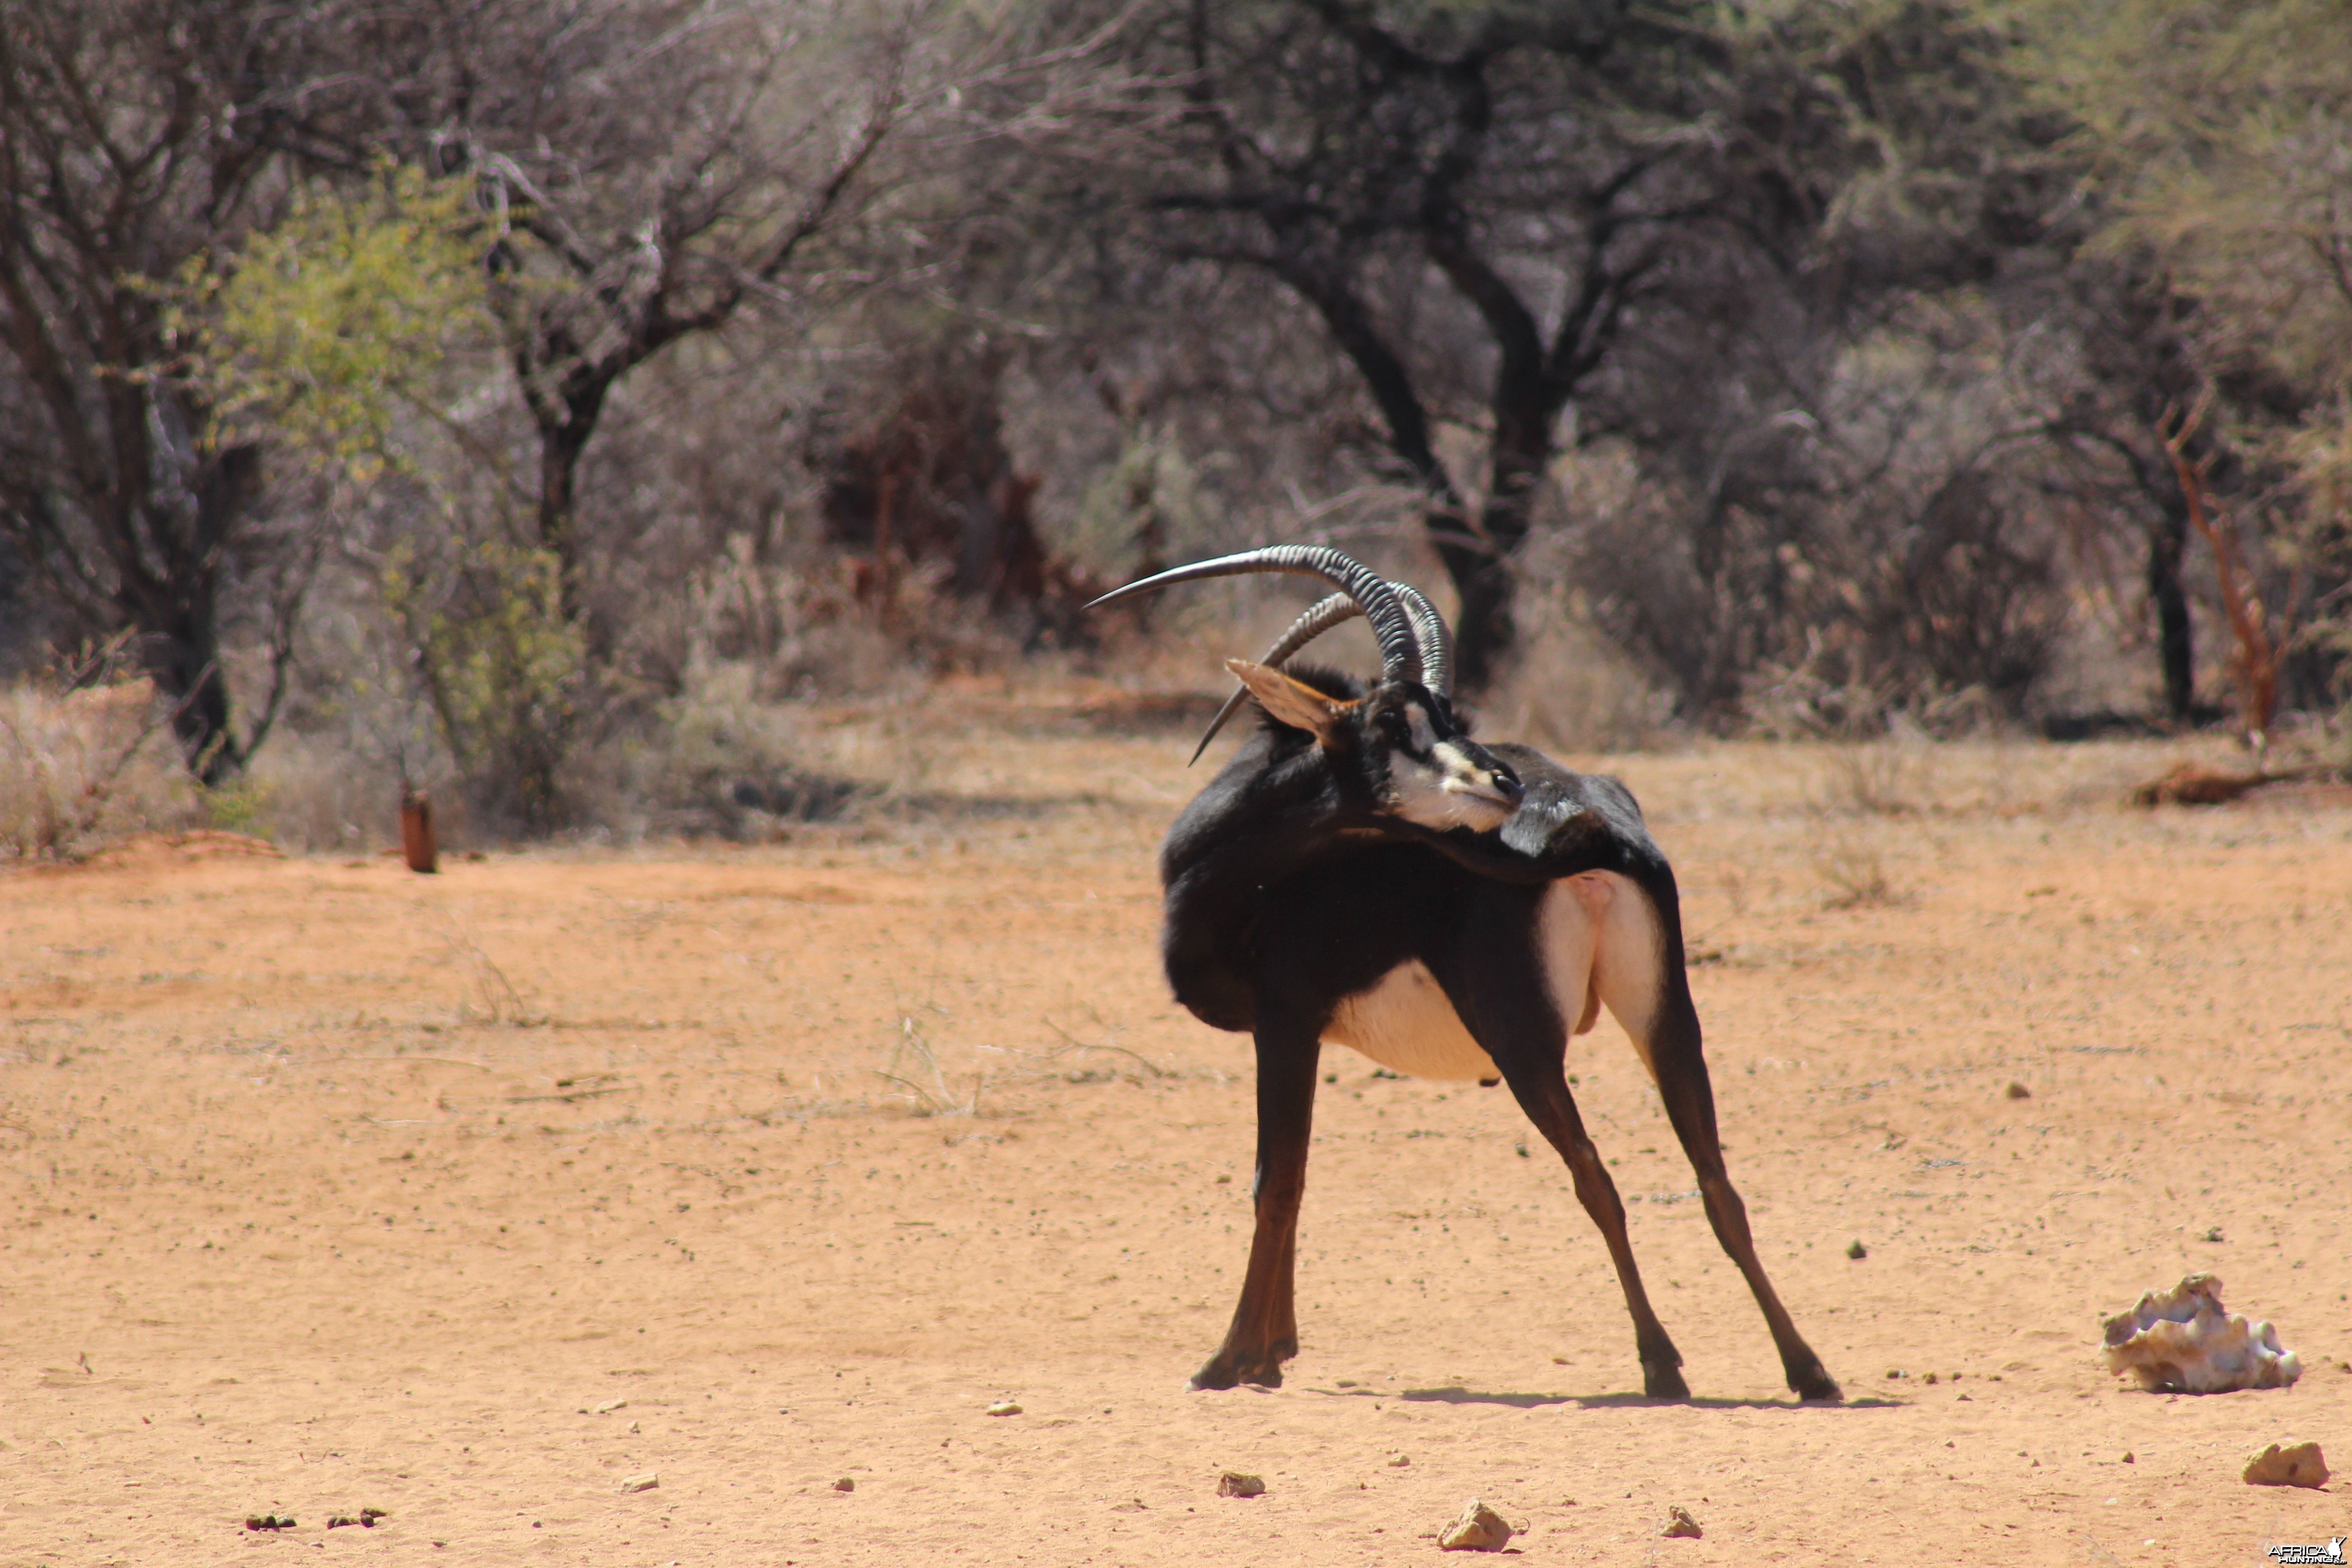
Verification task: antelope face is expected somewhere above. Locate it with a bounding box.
[1360,686,1523,832]
[1220,661,1523,832]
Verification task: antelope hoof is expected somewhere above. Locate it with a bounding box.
[1642,1361,1690,1400]
[1189,1347,1289,1391]
[1792,1363,1843,1403]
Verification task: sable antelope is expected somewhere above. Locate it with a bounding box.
[1089,546,1839,1402]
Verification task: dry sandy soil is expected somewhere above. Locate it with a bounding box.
[2,696,2348,1567]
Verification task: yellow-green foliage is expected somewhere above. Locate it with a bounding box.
[2001,0,2352,670]
[383,540,583,823]
[2026,0,2352,380]
[163,163,489,475]
[199,777,273,837]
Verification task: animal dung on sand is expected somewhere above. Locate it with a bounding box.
[2102,1273,2301,1392]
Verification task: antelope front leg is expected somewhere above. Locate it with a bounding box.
[1191,1021,1321,1391]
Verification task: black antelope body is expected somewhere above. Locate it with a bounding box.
[1090,546,1839,1402]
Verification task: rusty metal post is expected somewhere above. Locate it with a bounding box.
[398,787,438,874]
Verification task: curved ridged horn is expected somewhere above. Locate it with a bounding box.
[1391,583,1454,699]
[1085,545,1422,683]
[1187,593,1364,765]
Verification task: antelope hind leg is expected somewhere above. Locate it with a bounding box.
[1591,876,1842,1403]
[1466,885,1688,1398]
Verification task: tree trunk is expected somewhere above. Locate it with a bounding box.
[1433,401,1551,694]
[2146,503,2194,722]
[536,381,612,627]
[125,439,260,787]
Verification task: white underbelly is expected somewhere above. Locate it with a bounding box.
[1321,961,1498,1082]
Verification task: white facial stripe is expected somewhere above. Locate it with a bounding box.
[1389,746,1516,831]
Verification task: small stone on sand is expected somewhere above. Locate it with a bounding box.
[1437,1499,1513,1551]
[1387,1454,1410,1467]
[2005,1080,2031,1099]
[1217,1471,1266,1498]
[985,1400,1022,1417]
[595,1398,628,1415]
[2243,1441,2328,1489]
[620,1473,659,1494]
[831,1476,855,1493]
[1660,1504,1704,1539]
[1846,1240,1867,1260]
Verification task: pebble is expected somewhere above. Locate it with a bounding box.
[1660,1504,1704,1539]
[2243,1442,2329,1489]
[1437,1499,1513,1551]
[1217,1471,1266,1498]
[2005,1081,2032,1099]
[985,1401,1022,1417]
[595,1398,628,1415]
[831,1477,855,1493]
[1846,1240,1867,1260]
[620,1473,660,1494]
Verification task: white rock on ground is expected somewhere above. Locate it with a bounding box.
[2101,1274,2300,1392]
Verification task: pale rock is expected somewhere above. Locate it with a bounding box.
[1661,1504,1704,1539]
[2243,1442,2329,1489]
[2102,1274,2300,1392]
[1438,1499,1514,1551]
[1217,1471,1266,1498]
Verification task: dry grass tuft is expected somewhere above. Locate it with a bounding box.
[877,1008,988,1117]
[0,678,201,861]
[1819,739,1926,816]
[1813,827,1905,909]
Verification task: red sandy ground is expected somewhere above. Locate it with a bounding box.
[1,716,2347,1567]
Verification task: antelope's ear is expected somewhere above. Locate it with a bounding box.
[1226,659,1356,744]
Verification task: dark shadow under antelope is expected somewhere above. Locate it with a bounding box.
[1090,547,1840,1402]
